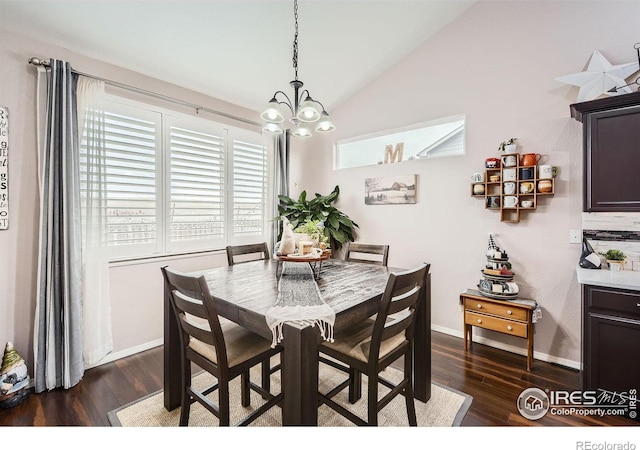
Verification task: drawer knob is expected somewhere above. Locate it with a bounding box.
[506,310,512,315]
[637,303,640,307]
[477,319,482,324]
[477,304,483,309]
[507,325,513,331]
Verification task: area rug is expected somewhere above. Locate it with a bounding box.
[108,362,472,427]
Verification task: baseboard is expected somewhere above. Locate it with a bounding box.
[431,324,581,371]
[85,338,163,370]
[87,326,580,371]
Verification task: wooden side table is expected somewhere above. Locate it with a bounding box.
[460,289,536,371]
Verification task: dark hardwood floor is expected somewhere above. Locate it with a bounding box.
[1,331,637,427]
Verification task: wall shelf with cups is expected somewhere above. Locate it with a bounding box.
[471,153,556,223]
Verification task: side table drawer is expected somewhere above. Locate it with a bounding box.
[463,298,527,321]
[465,311,528,338]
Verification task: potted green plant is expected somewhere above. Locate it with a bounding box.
[600,249,626,271]
[293,219,330,248]
[498,138,518,153]
[277,185,358,250]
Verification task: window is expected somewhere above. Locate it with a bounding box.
[334,114,466,169]
[80,96,270,260]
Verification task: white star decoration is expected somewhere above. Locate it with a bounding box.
[555,50,639,102]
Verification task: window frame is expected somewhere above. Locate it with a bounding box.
[83,94,272,261]
[333,114,466,170]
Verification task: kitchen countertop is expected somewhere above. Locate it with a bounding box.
[576,266,640,291]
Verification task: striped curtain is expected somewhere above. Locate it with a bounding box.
[33,59,84,392]
[271,130,290,252]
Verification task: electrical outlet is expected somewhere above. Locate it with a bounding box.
[569,229,582,244]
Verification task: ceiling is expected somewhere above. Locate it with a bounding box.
[0,1,475,113]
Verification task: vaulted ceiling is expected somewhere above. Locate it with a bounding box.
[0,1,476,112]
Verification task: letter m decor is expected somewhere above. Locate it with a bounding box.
[384,142,404,163]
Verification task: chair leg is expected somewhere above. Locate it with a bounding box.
[241,370,250,407]
[348,368,362,403]
[367,372,378,426]
[261,361,271,399]
[404,351,417,426]
[219,382,230,426]
[179,360,192,426]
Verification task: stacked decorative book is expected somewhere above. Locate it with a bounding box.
[477,234,519,300]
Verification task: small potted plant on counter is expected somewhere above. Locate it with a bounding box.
[498,138,518,154]
[601,249,626,271]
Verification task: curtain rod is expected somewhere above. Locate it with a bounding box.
[28,57,260,127]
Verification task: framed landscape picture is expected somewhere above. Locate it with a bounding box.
[365,174,417,205]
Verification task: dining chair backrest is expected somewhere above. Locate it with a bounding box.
[344,242,389,266]
[226,242,270,266]
[369,263,430,360]
[161,266,229,368]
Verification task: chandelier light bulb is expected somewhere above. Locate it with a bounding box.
[315,111,335,133]
[296,96,322,123]
[260,98,284,123]
[262,122,284,134]
[291,122,312,138]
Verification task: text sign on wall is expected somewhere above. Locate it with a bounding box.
[0,106,7,230]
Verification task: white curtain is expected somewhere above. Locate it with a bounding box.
[77,76,113,366]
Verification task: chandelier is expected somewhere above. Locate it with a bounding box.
[260,0,335,137]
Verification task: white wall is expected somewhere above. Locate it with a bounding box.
[0,29,261,370]
[292,1,640,367]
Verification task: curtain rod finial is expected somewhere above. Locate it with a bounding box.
[28,57,47,66]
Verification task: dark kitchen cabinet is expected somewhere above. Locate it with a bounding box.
[582,284,640,392]
[571,91,640,212]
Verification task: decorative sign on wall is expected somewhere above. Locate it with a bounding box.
[365,174,417,205]
[0,107,7,230]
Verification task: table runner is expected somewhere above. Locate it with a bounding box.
[265,262,335,347]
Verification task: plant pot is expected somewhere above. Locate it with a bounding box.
[503,144,517,154]
[607,260,625,271]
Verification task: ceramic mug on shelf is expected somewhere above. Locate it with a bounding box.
[487,196,500,208]
[503,196,518,208]
[473,184,485,195]
[538,165,558,179]
[520,167,534,180]
[485,157,501,169]
[521,199,534,208]
[503,182,516,195]
[521,153,542,166]
[471,172,484,182]
[503,168,516,181]
[520,182,534,194]
[501,155,517,167]
[538,179,553,193]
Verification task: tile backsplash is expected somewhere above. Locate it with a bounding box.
[582,212,640,232]
[583,212,640,271]
[586,239,640,271]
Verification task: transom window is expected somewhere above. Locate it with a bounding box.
[334,114,466,170]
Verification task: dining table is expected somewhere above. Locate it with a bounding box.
[163,258,431,426]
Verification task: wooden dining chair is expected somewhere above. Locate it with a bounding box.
[161,266,283,426]
[318,263,430,426]
[226,242,270,266]
[225,242,279,394]
[344,242,389,266]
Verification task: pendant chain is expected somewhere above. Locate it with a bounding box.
[292,0,299,80]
